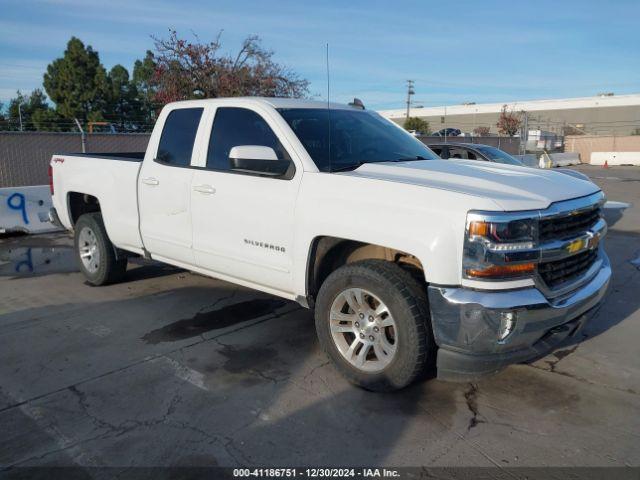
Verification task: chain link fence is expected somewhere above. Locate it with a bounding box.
[0,132,150,188]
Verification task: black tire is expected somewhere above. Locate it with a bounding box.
[74,212,127,286]
[315,259,435,392]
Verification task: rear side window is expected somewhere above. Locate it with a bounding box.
[448,147,469,159]
[156,108,203,166]
[207,107,289,171]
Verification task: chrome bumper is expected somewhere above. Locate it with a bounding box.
[428,252,611,382]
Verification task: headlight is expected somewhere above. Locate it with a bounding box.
[464,213,538,280]
[468,218,535,247]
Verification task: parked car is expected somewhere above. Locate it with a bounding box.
[49,98,610,391]
[432,128,462,137]
[428,142,593,182]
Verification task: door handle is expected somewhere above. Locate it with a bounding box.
[193,184,216,195]
[141,177,159,186]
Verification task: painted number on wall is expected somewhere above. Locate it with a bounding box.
[7,192,29,224]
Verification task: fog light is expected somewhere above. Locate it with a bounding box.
[497,311,517,342]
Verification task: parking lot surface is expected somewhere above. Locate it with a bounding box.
[1,165,639,470]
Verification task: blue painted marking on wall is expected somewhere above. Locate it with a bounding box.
[7,192,29,224]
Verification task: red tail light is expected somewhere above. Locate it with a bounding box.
[48,165,54,195]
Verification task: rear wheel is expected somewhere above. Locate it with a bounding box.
[74,213,127,285]
[315,260,435,392]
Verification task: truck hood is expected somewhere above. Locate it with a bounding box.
[341,159,600,211]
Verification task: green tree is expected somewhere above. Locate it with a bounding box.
[0,102,7,130]
[43,37,109,123]
[107,64,139,130]
[7,89,62,131]
[132,50,158,128]
[403,117,431,134]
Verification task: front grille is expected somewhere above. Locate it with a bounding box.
[539,206,600,242]
[538,249,598,288]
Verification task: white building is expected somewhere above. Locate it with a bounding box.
[378,93,640,136]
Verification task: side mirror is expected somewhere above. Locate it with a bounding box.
[228,145,292,177]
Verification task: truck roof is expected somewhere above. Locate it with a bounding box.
[164,97,357,110]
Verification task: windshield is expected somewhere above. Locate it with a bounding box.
[474,145,524,166]
[278,108,438,172]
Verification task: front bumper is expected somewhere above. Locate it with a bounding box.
[428,252,611,382]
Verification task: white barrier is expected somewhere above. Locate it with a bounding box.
[0,185,63,234]
[543,152,581,167]
[591,152,640,166]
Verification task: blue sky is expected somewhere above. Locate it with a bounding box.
[1,0,639,110]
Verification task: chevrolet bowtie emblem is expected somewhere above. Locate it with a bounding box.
[566,232,599,254]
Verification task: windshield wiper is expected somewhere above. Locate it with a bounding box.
[388,155,428,162]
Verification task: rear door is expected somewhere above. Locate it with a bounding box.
[138,107,206,266]
[190,106,301,295]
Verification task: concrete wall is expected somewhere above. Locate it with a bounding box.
[0,185,62,234]
[591,152,640,166]
[0,132,150,188]
[564,135,640,164]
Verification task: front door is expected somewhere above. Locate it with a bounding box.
[190,106,301,295]
[138,107,205,266]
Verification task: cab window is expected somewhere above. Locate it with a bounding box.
[207,107,289,171]
[156,108,204,166]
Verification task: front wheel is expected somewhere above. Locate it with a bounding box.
[74,212,127,286]
[315,260,435,392]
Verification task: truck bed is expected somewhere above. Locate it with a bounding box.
[50,152,145,254]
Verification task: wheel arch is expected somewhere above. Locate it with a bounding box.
[305,235,427,306]
[67,192,101,226]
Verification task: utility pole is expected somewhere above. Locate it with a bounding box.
[405,80,415,120]
[444,105,447,141]
[18,103,23,132]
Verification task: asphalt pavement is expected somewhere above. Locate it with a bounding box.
[0,164,638,471]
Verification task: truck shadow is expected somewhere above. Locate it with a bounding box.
[119,259,183,283]
[141,298,288,344]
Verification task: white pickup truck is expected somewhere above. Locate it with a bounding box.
[49,97,611,391]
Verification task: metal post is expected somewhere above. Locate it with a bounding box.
[74,118,86,153]
[18,104,23,132]
[521,111,528,155]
